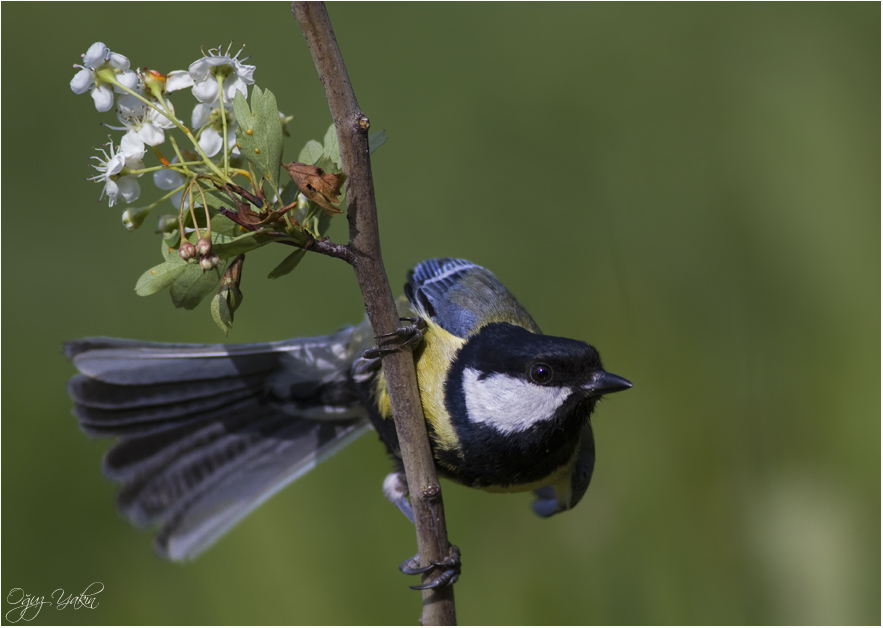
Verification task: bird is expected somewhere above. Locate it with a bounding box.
[65,257,632,588]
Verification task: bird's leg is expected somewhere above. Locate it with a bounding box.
[383,470,414,523]
[383,471,461,590]
[363,317,427,359]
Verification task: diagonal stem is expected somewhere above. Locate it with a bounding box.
[291,2,456,625]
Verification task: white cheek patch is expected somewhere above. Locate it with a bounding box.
[461,368,570,435]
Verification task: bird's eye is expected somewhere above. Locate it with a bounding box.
[530,363,553,384]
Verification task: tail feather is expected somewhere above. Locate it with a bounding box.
[154,417,369,560]
[64,328,373,560]
[65,336,309,385]
[74,388,261,437]
[67,372,267,410]
[116,410,291,526]
[103,404,261,481]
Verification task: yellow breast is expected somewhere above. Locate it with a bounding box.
[373,318,465,461]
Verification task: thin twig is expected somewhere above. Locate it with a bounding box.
[215,205,355,264]
[281,232,355,264]
[292,2,457,625]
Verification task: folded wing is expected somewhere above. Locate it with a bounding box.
[405,258,540,338]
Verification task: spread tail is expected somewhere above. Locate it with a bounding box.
[64,329,371,560]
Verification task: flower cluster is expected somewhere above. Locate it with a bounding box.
[70,42,256,213]
[68,40,354,334]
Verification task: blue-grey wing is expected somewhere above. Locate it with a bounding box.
[404,258,540,338]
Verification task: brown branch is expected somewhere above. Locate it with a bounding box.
[292,2,456,625]
[289,233,355,264]
[216,206,355,264]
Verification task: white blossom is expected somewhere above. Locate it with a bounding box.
[113,99,177,157]
[192,102,237,157]
[186,44,255,104]
[89,140,143,206]
[165,70,195,93]
[70,42,138,112]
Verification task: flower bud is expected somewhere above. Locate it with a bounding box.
[179,242,197,261]
[200,254,220,272]
[122,207,150,231]
[196,235,213,256]
[143,69,167,100]
[155,215,179,234]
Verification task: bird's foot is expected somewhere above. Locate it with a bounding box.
[399,544,461,590]
[363,317,427,359]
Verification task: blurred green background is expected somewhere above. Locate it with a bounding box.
[2,2,879,625]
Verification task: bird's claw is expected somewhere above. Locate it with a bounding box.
[399,544,461,590]
[363,317,427,359]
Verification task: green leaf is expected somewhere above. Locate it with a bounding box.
[323,123,341,169]
[135,260,186,296]
[287,225,310,246]
[209,214,243,238]
[369,130,388,154]
[138,235,231,310]
[301,203,322,237]
[232,90,252,135]
[169,260,229,310]
[200,188,235,212]
[211,292,233,335]
[267,248,306,279]
[163,228,182,248]
[202,214,273,259]
[298,140,324,165]
[161,236,185,263]
[233,87,284,190]
[211,230,273,259]
[316,211,333,237]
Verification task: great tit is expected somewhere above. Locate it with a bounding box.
[65,257,631,570]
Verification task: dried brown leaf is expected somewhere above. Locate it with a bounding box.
[284,162,346,215]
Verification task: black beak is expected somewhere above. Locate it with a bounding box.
[583,371,633,397]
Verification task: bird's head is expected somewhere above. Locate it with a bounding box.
[446,322,632,439]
